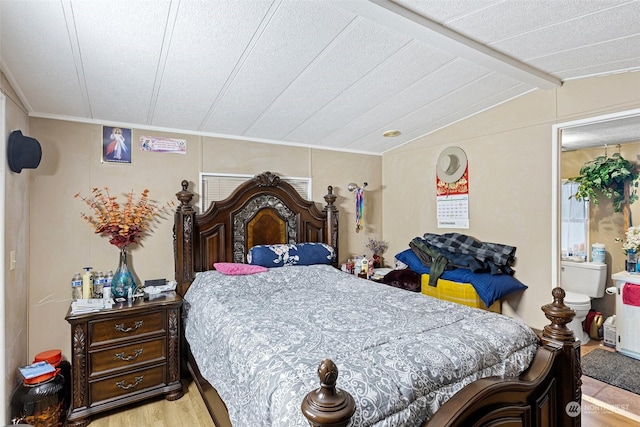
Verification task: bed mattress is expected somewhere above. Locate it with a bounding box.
[184,264,538,426]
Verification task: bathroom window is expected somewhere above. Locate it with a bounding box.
[561,180,589,260]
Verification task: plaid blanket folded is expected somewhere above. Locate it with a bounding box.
[422,232,516,267]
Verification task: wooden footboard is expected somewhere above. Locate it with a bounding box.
[302,287,580,427]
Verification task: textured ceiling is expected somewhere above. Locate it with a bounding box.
[1,0,639,154]
[562,113,640,151]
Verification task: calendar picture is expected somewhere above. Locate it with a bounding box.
[435,146,469,229]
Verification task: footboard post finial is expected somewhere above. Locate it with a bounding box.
[301,359,355,427]
[541,287,575,342]
[541,287,581,427]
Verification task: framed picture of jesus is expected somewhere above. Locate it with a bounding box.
[102,126,132,164]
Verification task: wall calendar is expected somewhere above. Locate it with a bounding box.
[436,166,469,229]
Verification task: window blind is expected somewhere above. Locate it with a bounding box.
[200,173,311,212]
[561,180,589,260]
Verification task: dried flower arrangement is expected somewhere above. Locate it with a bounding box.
[366,238,389,255]
[75,187,173,249]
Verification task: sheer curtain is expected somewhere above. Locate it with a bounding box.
[561,180,589,260]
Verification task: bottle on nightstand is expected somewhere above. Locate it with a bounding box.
[82,267,93,300]
[104,270,113,300]
[71,273,82,300]
[359,256,369,279]
[93,271,104,299]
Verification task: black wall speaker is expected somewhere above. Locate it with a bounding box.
[7,130,42,173]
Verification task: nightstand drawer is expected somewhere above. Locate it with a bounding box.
[90,365,165,404]
[90,311,165,346]
[90,337,166,378]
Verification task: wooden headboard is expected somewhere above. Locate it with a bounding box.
[173,171,338,296]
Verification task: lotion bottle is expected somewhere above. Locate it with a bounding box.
[82,267,93,300]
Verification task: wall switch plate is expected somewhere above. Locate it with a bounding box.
[10,250,16,270]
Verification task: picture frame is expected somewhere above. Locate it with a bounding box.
[102,126,132,164]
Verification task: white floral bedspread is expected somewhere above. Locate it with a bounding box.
[184,264,538,426]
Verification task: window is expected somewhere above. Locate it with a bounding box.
[561,180,589,260]
[200,173,311,212]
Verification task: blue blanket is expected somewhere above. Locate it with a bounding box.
[395,249,527,306]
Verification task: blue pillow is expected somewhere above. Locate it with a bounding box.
[444,268,528,308]
[247,243,335,267]
[394,249,527,306]
[395,248,431,274]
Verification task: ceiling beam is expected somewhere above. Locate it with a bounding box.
[334,0,562,90]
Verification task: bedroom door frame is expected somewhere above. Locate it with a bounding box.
[551,107,640,291]
[0,91,7,423]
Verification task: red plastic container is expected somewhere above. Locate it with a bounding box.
[34,349,71,413]
[10,349,71,426]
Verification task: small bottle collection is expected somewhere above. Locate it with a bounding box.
[71,268,113,300]
[70,267,120,314]
[342,255,374,279]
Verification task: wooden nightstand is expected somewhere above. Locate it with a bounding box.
[65,293,183,427]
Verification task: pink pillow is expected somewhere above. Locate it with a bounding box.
[213,262,268,275]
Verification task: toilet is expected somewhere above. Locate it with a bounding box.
[561,260,607,345]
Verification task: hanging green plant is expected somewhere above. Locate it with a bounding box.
[568,153,639,212]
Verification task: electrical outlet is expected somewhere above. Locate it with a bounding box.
[10,250,16,270]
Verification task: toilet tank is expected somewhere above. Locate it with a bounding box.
[561,261,607,298]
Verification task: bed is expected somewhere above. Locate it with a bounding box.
[173,171,581,427]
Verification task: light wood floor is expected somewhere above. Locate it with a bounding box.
[84,358,640,427]
[88,379,214,427]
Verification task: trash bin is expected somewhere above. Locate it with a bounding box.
[604,315,616,348]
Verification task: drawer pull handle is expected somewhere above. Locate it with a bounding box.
[115,375,144,390]
[114,320,144,333]
[115,348,143,361]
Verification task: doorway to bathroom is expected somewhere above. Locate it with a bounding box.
[553,108,640,422]
[553,108,640,320]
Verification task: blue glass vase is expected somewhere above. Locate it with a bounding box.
[111,247,136,297]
